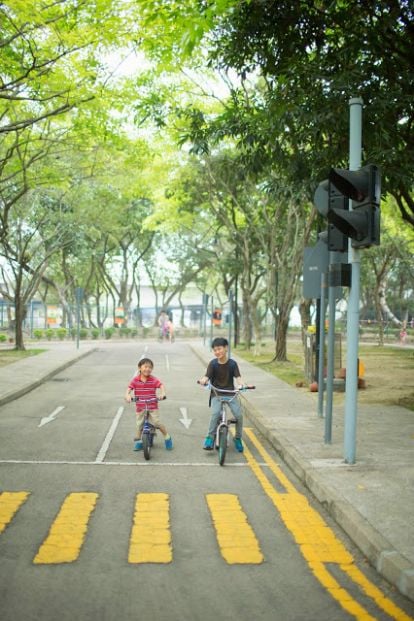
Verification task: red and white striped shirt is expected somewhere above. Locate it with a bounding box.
[128,374,162,412]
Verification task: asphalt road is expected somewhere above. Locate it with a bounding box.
[0,342,412,621]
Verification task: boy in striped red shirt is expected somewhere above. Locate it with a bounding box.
[125,358,173,451]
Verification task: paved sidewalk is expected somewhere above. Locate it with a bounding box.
[191,343,414,603]
[0,342,97,407]
[0,340,413,603]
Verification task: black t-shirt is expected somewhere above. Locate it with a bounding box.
[206,359,240,390]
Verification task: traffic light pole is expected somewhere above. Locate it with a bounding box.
[344,97,363,464]
[317,272,327,418]
[324,268,336,443]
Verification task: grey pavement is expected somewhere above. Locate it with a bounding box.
[0,339,413,603]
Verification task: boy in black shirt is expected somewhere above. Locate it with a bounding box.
[199,337,245,452]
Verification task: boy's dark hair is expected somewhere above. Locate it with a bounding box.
[211,337,228,348]
[138,357,154,368]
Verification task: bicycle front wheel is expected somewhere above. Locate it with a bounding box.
[218,426,228,466]
[142,433,151,460]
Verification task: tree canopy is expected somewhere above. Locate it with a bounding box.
[0,0,413,351]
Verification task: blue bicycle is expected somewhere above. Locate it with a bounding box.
[132,396,166,460]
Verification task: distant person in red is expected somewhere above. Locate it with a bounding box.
[166,317,175,343]
[158,310,169,340]
[125,358,173,451]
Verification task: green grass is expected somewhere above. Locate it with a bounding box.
[1,337,412,409]
[0,348,46,368]
[235,344,306,386]
[235,339,414,410]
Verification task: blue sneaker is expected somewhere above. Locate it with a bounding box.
[203,436,214,450]
[165,437,173,450]
[134,440,143,451]
[234,437,244,453]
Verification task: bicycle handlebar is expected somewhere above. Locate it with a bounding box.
[197,381,255,392]
[130,396,166,403]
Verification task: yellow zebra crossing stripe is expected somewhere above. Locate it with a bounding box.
[206,493,263,564]
[243,428,412,621]
[128,493,172,564]
[0,484,412,620]
[0,491,30,534]
[33,492,98,564]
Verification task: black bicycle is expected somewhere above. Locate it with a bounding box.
[132,396,166,460]
[199,382,255,466]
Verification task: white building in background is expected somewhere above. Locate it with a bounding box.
[137,284,204,327]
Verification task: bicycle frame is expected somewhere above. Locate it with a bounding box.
[209,385,239,449]
[208,383,244,466]
[142,410,157,444]
[198,381,255,465]
[131,396,160,460]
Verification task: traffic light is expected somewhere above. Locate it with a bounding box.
[327,187,348,252]
[313,164,381,249]
[313,180,348,252]
[328,164,381,249]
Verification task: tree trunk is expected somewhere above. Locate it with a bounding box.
[252,309,263,356]
[241,287,253,348]
[374,284,384,346]
[274,312,289,361]
[378,274,402,327]
[14,295,26,350]
[299,298,312,347]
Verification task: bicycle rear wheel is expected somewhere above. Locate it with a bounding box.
[218,426,228,466]
[142,433,151,460]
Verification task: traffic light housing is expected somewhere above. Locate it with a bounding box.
[327,187,348,252]
[328,164,381,249]
[313,180,348,252]
[314,164,381,249]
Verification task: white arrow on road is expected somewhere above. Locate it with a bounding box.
[38,406,65,428]
[179,406,192,429]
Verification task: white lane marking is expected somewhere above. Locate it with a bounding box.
[138,346,149,361]
[179,406,192,429]
[165,354,170,372]
[0,460,269,467]
[38,406,65,428]
[95,407,124,463]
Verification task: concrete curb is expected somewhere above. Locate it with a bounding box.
[244,397,414,602]
[191,343,414,602]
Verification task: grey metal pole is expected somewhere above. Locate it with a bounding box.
[76,288,81,350]
[234,275,238,348]
[210,296,214,346]
[325,268,336,442]
[202,294,207,346]
[344,97,363,463]
[30,300,34,339]
[228,290,233,358]
[317,272,327,417]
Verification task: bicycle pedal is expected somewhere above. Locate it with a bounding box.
[229,418,237,424]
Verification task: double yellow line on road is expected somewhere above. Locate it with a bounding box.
[0,440,412,621]
[243,428,411,621]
